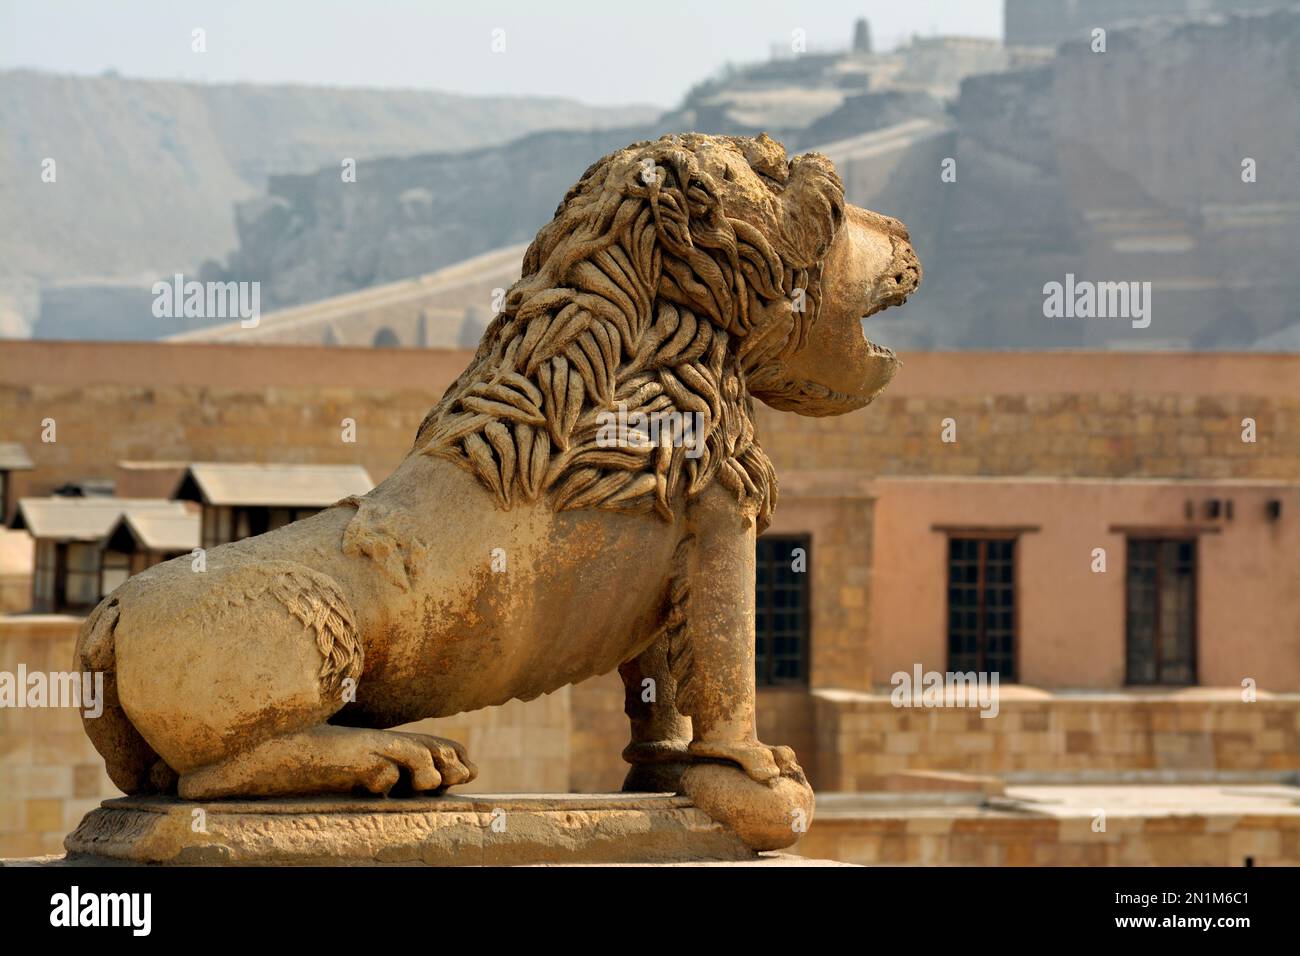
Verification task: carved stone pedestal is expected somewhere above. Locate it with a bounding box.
[64,793,761,866]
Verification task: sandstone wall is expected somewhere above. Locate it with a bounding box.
[0,342,466,512]
[796,802,1300,866]
[0,616,118,857]
[811,690,1300,791]
[872,478,1300,690]
[760,352,1300,481]
[3,344,1296,514]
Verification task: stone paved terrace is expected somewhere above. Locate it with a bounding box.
[796,783,1300,866]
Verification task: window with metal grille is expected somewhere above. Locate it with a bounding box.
[946,536,1017,680]
[755,535,810,686]
[1126,537,1197,685]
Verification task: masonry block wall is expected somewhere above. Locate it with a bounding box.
[796,809,1300,867]
[3,346,1297,514]
[0,616,118,857]
[811,691,1300,792]
[759,352,1300,482]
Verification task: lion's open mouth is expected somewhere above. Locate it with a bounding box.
[858,293,907,354]
[864,258,922,319]
[860,329,898,361]
[859,250,921,350]
[753,204,920,418]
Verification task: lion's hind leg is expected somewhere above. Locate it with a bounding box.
[116,559,474,800]
[620,631,693,794]
[177,726,476,799]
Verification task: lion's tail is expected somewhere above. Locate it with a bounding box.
[76,597,175,794]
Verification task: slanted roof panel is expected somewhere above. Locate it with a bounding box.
[184,463,373,507]
[118,510,200,552]
[14,498,187,541]
[0,443,34,470]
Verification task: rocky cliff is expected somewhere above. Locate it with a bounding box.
[209,124,672,313]
[882,9,1300,350]
[0,69,659,287]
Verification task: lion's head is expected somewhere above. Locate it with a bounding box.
[416,133,921,530]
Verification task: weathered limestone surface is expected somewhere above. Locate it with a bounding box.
[63,793,755,866]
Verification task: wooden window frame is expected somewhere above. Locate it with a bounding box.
[1124,535,1199,687]
[58,541,102,613]
[944,530,1020,681]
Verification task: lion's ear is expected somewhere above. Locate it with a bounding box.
[777,154,845,268]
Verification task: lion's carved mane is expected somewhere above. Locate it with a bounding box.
[414,133,845,531]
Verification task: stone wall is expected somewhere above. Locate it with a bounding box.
[767,485,876,693]
[567,674,627,793]
[811,690,1300,791]
[0,615,117,858]
[4,344,1297,515]
[796,796,1300,866]
[562,685,1300,797]
[871,477,1300,690]
[759,352,1300,482]
[0,527,32,612]
[0,342,467,514]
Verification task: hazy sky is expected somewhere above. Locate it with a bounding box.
[0,0,1003,107]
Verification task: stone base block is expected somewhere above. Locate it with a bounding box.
[64,793,759,866]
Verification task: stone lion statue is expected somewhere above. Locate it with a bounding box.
[76,133,920,852]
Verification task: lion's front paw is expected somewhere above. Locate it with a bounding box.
[680,746,814,852]
[687,740,804,784]
[401,733,478,793]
